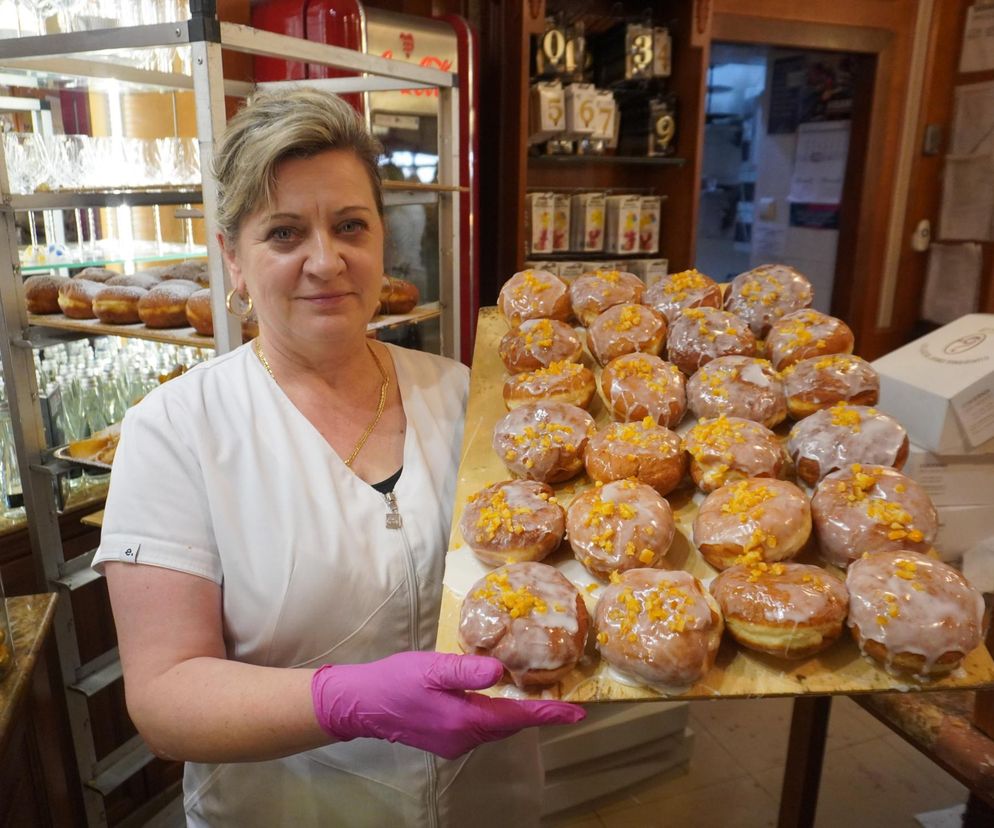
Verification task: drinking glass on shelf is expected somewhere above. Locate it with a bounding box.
[0,403,25,520]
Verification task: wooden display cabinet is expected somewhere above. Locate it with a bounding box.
[482,0,710,296]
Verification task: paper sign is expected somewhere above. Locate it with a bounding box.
[953,378,994,448]
[952,80,994,155]
[940,154,994,240]
[923,243,982,324]
[961,3,994,73]
[788,121,850,205]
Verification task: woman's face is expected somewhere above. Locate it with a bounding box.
[222,149,384,347]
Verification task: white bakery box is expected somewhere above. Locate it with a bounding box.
[539,702,691,815]
[872,314,994,562]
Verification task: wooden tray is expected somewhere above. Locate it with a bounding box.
[435,307,994,701]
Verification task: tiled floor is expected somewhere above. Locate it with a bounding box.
[542,696,969,828]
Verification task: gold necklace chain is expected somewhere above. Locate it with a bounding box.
[254,338,390,468]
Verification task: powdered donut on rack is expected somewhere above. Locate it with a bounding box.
[568,269,645,326]
[566,479,676,578]
[137,280,201,328]
[811,464,937,569]
[600,353,687,426]
[459,480,566,566]
[782,354,880,420]
[723,264,813,338]
[492,401,596,483]
[787,402,908,486]
[73,266,117,283]
[57,278,105,319]
[499,318,583,374]
[185,289,213,336]
[503,360,596,410]
[643,268,722,324]
[93,285,149,324]
[161,259,209,286]
[587,303,667,366]
[666,306,757,376]
[24,274,68,314]
[682,415,787,494]
[594,569,723,693]
[498,269,572,327]
[106,272,164,290]
[686,355,786,428]
[692,478,811,571]
[765,309,854,371]
[458,562,589,688]
[846,550,984,678]
[710,562,849,659]
[584,416,686,496]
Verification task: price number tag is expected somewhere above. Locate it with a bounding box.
[626,24,654,79]
[565,83,597,136]
[591,91,617,142]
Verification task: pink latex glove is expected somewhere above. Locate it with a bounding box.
[311,651,585,759]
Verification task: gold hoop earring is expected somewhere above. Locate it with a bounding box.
[225,287,253,319]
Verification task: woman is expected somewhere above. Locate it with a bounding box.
[93,88,584,826]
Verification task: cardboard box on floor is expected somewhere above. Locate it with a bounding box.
[872,314,994,455]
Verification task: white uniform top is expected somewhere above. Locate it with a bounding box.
[93,342,541,828]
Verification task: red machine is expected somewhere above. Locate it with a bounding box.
[251,0,480,360]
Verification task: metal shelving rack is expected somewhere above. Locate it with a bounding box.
[0,3,459,824]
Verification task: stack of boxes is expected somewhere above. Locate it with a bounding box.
[871,314,994,576]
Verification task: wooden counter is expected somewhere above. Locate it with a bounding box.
[436,308,994,701]
[0,593,58,756]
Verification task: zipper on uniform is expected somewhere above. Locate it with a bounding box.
[385,490,440,827]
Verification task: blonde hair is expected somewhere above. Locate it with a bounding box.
[213,87,384,241]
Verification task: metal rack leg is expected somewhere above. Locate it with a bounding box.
[778,695,832,828]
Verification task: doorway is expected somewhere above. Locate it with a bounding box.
[696,42,864,316]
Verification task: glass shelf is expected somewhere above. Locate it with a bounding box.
[21,241,207,273]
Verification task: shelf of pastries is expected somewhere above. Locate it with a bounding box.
[25,269,438,349]
[436,268,994,702]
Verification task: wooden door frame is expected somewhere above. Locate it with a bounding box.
[711,3,927,358]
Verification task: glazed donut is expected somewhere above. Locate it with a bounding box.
[682,415,787,494]
[787,403,908,486]
[783,354,880,420]
[584,417,686,496]
[458,562,589,688]
[379,275,420,314]
[587,304,667,366]
[811,464,938,569]
[492,401,596,483]
[692,478,811,570]
[723,264,813,338]
[600,353,687,426]
[569,269,645,326]
[566,479,676,577]
[499,318,583,374]
[161,259,209,285]
[503,360,596,410]
[93,285,148,324]
[765,309,854,371]
[74,266,117,283]
[138,281,200,328]
[846,550,984,677]
[710,562,849,659]
[24,274,68,314]
[106,272,164,290]
[594,569,723,692]
[666,307,757,376]
[498,269,571,327]
[686,355,787,428]
[459,480,566,566]
[643,268,722,324]
[57,278,105,319]
[185,288,213,336]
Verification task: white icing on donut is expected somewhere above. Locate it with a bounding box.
[492,401,596,482]
[710,562,848,626]
[782,354,879,410]
[569,269,644,324]
[498,270,569,326]
[499,318,583,373]
[503,361,595,407]
[723,264,813,336]
[587,303,666,365]
[601,353,687,426]
[682,415,785,491]
[686,355,786,427]
[766,309,853,369]
[459,480,566,562]
[666,307,757,374]
[643,268,722,324]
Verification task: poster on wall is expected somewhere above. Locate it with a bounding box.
[952,80,994,155]
[788,121,851,204]
[960,3,994,73]
[940,153,994,240]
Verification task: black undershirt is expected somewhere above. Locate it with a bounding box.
[370,466,403,494]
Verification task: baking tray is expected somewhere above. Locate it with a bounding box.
[435,307,994,701]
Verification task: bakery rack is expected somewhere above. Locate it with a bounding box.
[0,3,460,825]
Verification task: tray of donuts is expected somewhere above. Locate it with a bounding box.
[435,265,994,702]
[23,262,258,343]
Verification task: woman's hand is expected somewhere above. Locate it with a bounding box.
[311,651,586,759]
